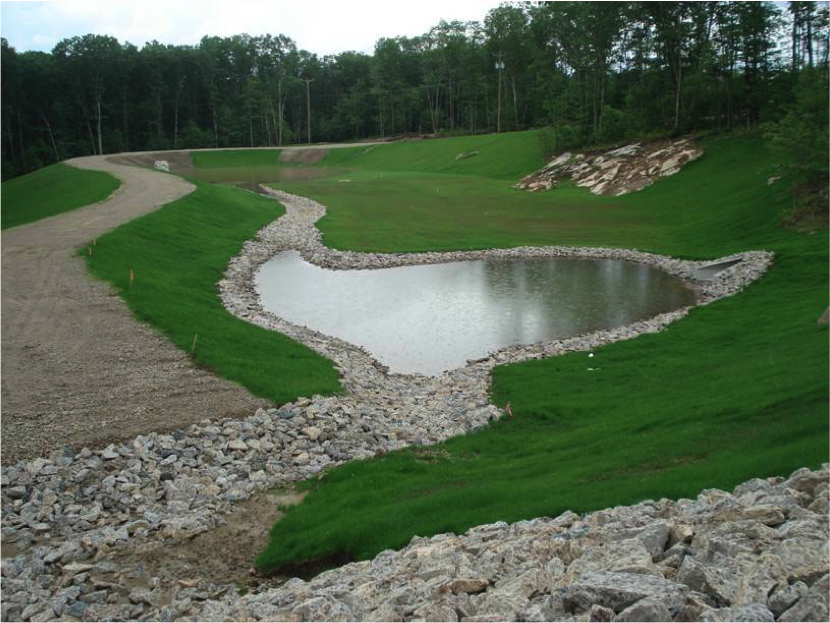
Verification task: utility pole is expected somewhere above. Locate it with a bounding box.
[278,78,283,146]
[495,52,505,133]
[302,78,314,144]
[379,91,384,138]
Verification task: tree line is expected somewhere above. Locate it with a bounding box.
[2,1,828,180]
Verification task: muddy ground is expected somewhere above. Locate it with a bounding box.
[109,488,305,595]
[277,148,329,164]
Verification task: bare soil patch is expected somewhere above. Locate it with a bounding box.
[109,151,194,173]
[278,148,329,164]
[789,211,830,231]
[1,156,269,465]
[107,488,304,599]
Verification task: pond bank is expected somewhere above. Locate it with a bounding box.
[221,186,772,389]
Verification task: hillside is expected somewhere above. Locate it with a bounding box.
[238,132,830,570]
[1,163,120,229]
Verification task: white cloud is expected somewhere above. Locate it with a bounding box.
[2,0,500,54]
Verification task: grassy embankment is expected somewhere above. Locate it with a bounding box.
[1,162,120,229]
[186,149,343,184]
[232,132,827,571]
[189,150,295,180]
[84,181,342,404]
[190,149,291,168]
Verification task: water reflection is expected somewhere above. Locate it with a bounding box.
[256,251,695,375]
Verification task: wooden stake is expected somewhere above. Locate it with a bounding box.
[191,333,198,353]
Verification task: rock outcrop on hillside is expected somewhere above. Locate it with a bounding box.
[514,138,703,196]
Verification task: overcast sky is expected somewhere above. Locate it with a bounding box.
[1,0,503,55]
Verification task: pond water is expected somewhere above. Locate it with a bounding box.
[256,252,695,376]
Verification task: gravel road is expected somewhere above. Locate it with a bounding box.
[1,155,270,464]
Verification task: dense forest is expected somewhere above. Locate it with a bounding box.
[2,1,828,182]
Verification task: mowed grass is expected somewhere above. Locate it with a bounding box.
[321,131,550,180]
[84,181,341,404]
[1,162,120,229]
[277,136,787,257]
[244,134,828,571]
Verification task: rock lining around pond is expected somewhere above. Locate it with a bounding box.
[1,188,803,622]
[221,186,772,391]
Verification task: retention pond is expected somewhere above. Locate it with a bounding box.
[257,251,696,375]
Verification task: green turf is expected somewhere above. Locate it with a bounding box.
[320,131,548,180]
[274,136,787,257]
[84,181,342,404]
[249,134,828,571]
[1,162,120,229]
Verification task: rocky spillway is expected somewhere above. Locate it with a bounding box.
[514,139,703,196]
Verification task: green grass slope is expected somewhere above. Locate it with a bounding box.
[1,162,120,229]
[253,134,828,571]
[84,182,342,404]
[321,130,547,180]
[275,136,789,256]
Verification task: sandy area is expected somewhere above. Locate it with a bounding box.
[1,155,270,465]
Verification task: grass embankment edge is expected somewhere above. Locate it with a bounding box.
[1,162,121,230]
[83,181,342,405]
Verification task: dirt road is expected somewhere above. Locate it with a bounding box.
[1,156,270,464]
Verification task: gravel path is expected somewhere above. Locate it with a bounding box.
[0,156,270,465]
